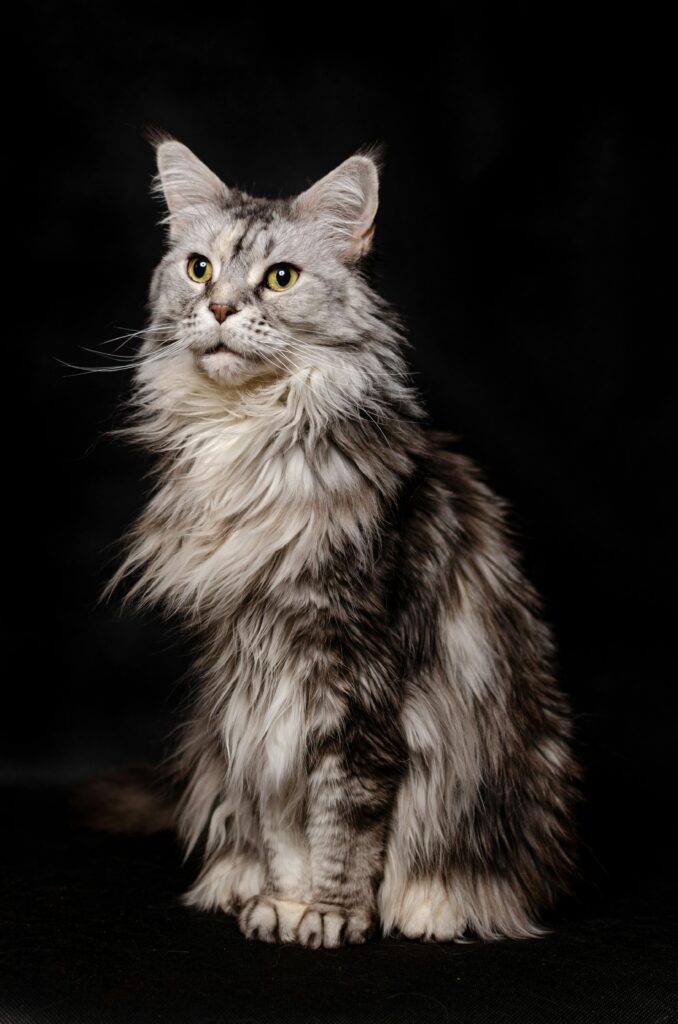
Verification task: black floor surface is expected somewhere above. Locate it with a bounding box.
[2,789,677,1023]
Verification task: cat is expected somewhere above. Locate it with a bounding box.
[98,135,580,948]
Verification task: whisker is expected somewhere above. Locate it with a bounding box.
[79,347,150,363]
[98,322,177,353]
[56,332,187,377]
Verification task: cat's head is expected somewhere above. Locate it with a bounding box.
[146,137,382,389]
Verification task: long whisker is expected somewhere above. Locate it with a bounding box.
[99,322,178,354]
[99,323,173,345]
[56,332,187,377]
[79,347,151,363]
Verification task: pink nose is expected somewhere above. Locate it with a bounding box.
[209,304,237,324]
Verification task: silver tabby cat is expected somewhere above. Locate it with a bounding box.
[102,137,580,948]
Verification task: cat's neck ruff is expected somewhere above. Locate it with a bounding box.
[132,343,388,449]
[112,344,405,622]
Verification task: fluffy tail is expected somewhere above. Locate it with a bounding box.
[75,763,177,836]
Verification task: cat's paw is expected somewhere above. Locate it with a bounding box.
[379,876,466,941]
[238,895,375,948]
[183,851,266,914]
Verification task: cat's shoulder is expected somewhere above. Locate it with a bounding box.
[421,429,488,487]
[415,428,511,527]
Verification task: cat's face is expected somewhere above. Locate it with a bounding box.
[147,141,380,388]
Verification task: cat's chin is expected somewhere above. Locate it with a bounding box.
[197,347,266,387]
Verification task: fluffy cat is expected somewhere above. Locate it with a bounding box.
[100,136,580,948]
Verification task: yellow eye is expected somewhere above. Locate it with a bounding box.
[265,263,299,292]
[187,255,213,283]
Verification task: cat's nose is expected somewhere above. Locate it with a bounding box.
[209,303,237,324]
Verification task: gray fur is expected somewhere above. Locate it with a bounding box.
[104,138,580,946]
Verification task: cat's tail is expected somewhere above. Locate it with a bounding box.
[74,763,177,836]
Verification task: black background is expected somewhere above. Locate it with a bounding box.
[4,4,677,1017]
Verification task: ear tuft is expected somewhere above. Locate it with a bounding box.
[354,140,387,178]
[293,150,382,262]
[150,138,229,238]
[143,124,175,149]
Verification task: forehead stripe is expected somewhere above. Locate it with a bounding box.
[228,224,251,262]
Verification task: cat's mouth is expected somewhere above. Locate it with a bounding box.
[201,341,253,361]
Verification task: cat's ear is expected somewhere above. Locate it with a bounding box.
[152,139,229,238]
[293,150,381,262]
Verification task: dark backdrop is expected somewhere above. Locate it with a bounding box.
[8,5,676,905]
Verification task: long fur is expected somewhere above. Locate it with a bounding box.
[101,138,581,947]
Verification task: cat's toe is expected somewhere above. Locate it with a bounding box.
[296,907,323,948]
[238,896,374,947]
[342,907,374,946]
[238,895,281,943]
[302,903,374,948]
[238,896,311,944]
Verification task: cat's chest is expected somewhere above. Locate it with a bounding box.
[174,426,320,538]
[157,424,367,606]
[158,432,313,591]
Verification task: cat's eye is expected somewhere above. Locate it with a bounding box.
[187,255,213,283]
[265,264,300,292]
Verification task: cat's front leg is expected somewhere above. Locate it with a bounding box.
[239,727,402,948]
[238,809,383,949]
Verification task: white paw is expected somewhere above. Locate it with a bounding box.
[183,851,266,914]
[379,876,466,941]
[238,895,375,948]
